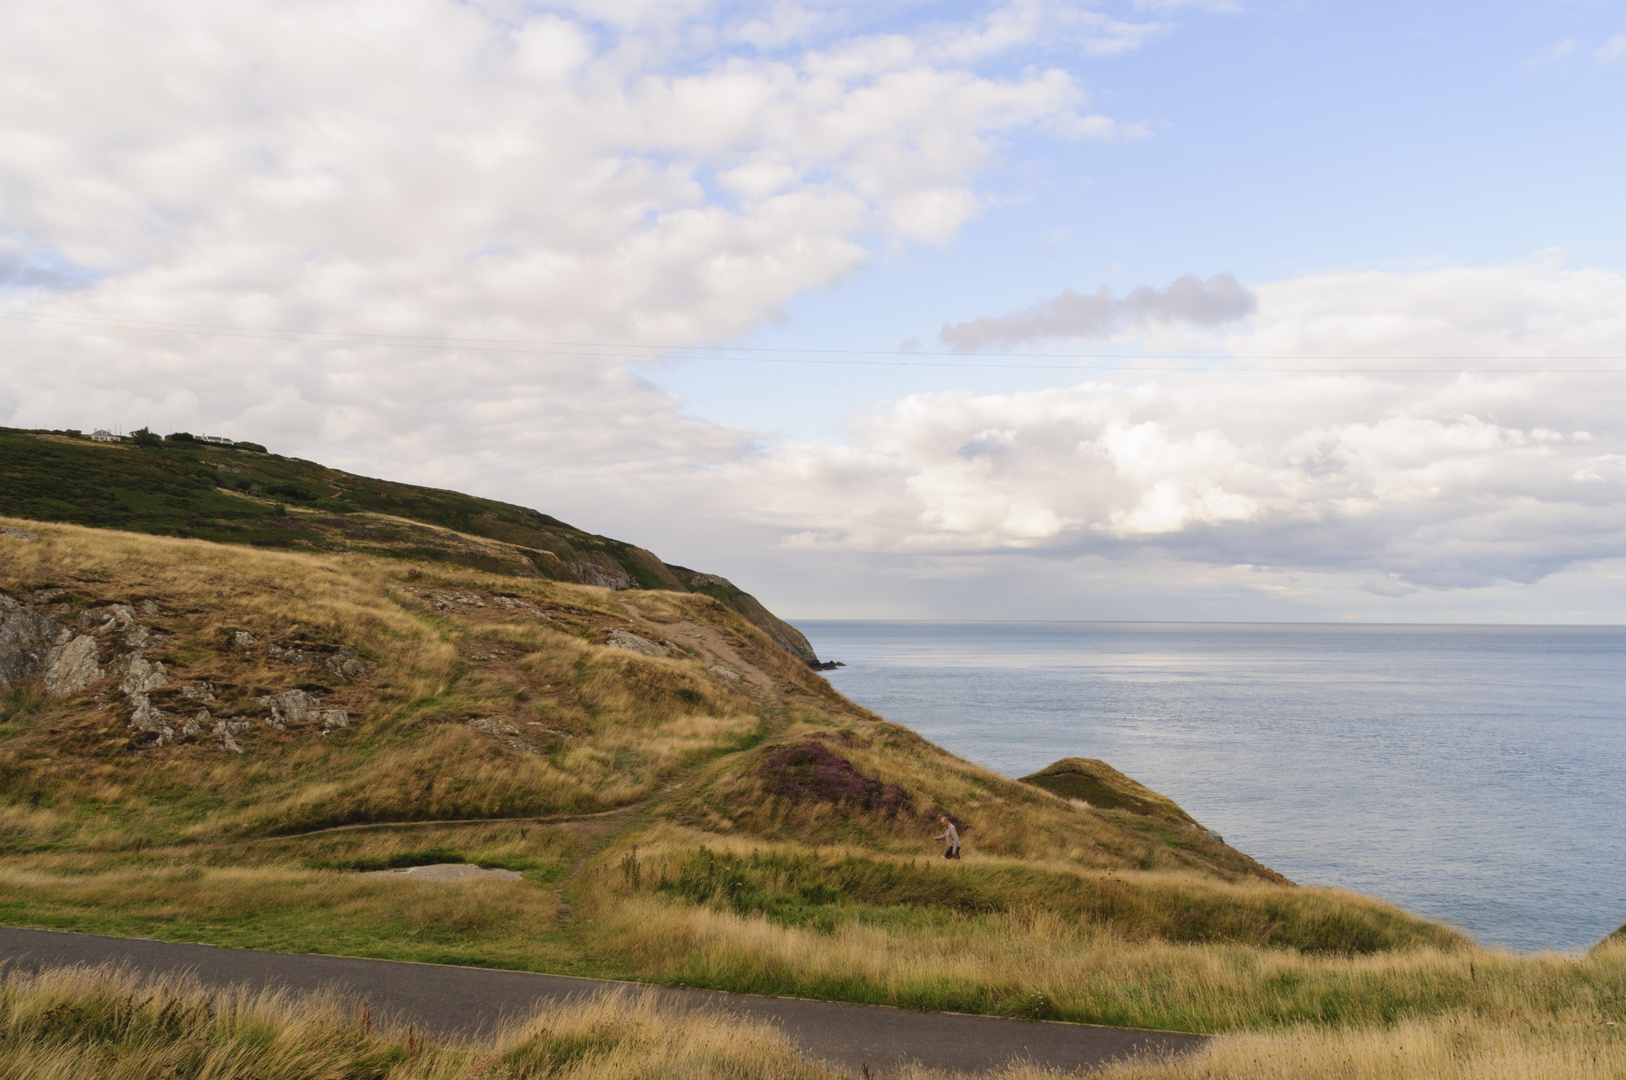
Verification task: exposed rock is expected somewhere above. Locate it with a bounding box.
[470,717,520,736]
[326,645,365,679]
[180,682,216,703]
[44,634,103,696]
[258,689,349,730]
[571,561,632,591]
[269,643,318,664]
[0,599,55,690]
[0,526,40,541]
[233,631,256,647]
[182,709,210,738]
[429,591,486,610]
[127,692,173,741]
[607,628,669,657]
[709,663,743,681]
[115,652,169,695]
[33,588,65,603]
[136,599,160,617]
[494,595,553,619]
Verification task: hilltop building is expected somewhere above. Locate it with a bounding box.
[89,429,123,443]
[197,434,234,445]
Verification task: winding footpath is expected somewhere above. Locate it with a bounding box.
[0,925,1207,1075]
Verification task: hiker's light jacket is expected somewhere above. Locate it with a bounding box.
[935,823,960,849]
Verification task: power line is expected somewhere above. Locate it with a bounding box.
[2,308,1623,374]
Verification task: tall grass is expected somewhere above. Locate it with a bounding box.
[573,886,1626,1034]
[0,964,837,1080]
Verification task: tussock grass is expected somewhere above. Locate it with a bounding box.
[1088,1011,1626,1080]
[575,892,1626,1033]
[0,964,836,1080]
[601,838,1457,954]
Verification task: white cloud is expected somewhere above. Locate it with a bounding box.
[1597,35,1626,65]
[0,0,1100,350]
[728,260,1626,591]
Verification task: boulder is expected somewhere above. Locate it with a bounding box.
[43,634,103,696]
[258,689,349,730]
[0,599,54,689]
[607,628,668,657]
[114,652,169,695]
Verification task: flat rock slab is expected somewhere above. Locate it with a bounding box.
[361,862,523,882]
[0,925,1208,1076]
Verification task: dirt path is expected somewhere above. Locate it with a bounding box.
[0,925,1209,1076]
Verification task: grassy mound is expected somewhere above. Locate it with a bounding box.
[1021,758,1201,827]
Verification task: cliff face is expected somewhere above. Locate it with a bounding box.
[0,427,823,667]
[663,565,819,667]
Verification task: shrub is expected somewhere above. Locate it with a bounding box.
[760,738,913,817]
[129,427,162,447]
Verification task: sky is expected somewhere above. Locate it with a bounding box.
[3,0,1626,622]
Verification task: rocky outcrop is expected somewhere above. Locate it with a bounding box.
[664,565,824,668]
[606,628,674,657]
[43,635,102,695]
[572,559,632,591]
[0,595,57,691]
[258,689,349,731]
[2,588,362,753]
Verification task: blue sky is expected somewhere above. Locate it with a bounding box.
[3,0,1626,621]
[662,0,1626,439]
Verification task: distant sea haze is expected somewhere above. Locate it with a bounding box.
[801,621,1626,954]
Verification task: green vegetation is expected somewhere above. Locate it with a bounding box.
[0,426,818,662]
[1021,758,1201,826]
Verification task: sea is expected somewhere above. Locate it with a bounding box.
[799,621,1626,954]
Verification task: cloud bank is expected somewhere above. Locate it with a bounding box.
[740,261,1626,593]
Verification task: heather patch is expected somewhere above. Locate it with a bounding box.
[760,738,913,817]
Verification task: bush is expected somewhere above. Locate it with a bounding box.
[234,441,268,453]
[129,427,162,447]
[166,431,197,443]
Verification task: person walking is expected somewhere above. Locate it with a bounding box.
[934,815,962,860]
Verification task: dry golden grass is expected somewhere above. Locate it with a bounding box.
[0,964,837,1080]
[0,519,773,846]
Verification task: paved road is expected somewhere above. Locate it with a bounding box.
[0,926,1207,1075]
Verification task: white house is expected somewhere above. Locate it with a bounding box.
[90,429,123,443]
[197,433,234,445]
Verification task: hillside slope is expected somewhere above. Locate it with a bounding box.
[0,426,820,666]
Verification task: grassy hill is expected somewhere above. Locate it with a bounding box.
[2,440,1624,1078]
[0,426,820,665]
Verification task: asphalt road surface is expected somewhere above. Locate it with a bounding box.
[0,925,1208,1075]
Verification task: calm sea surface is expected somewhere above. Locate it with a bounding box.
[799,622,1626,953]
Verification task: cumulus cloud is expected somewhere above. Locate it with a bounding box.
[0,0,1136,474]
[732,260,1626,592]
[938,272,1257,350]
